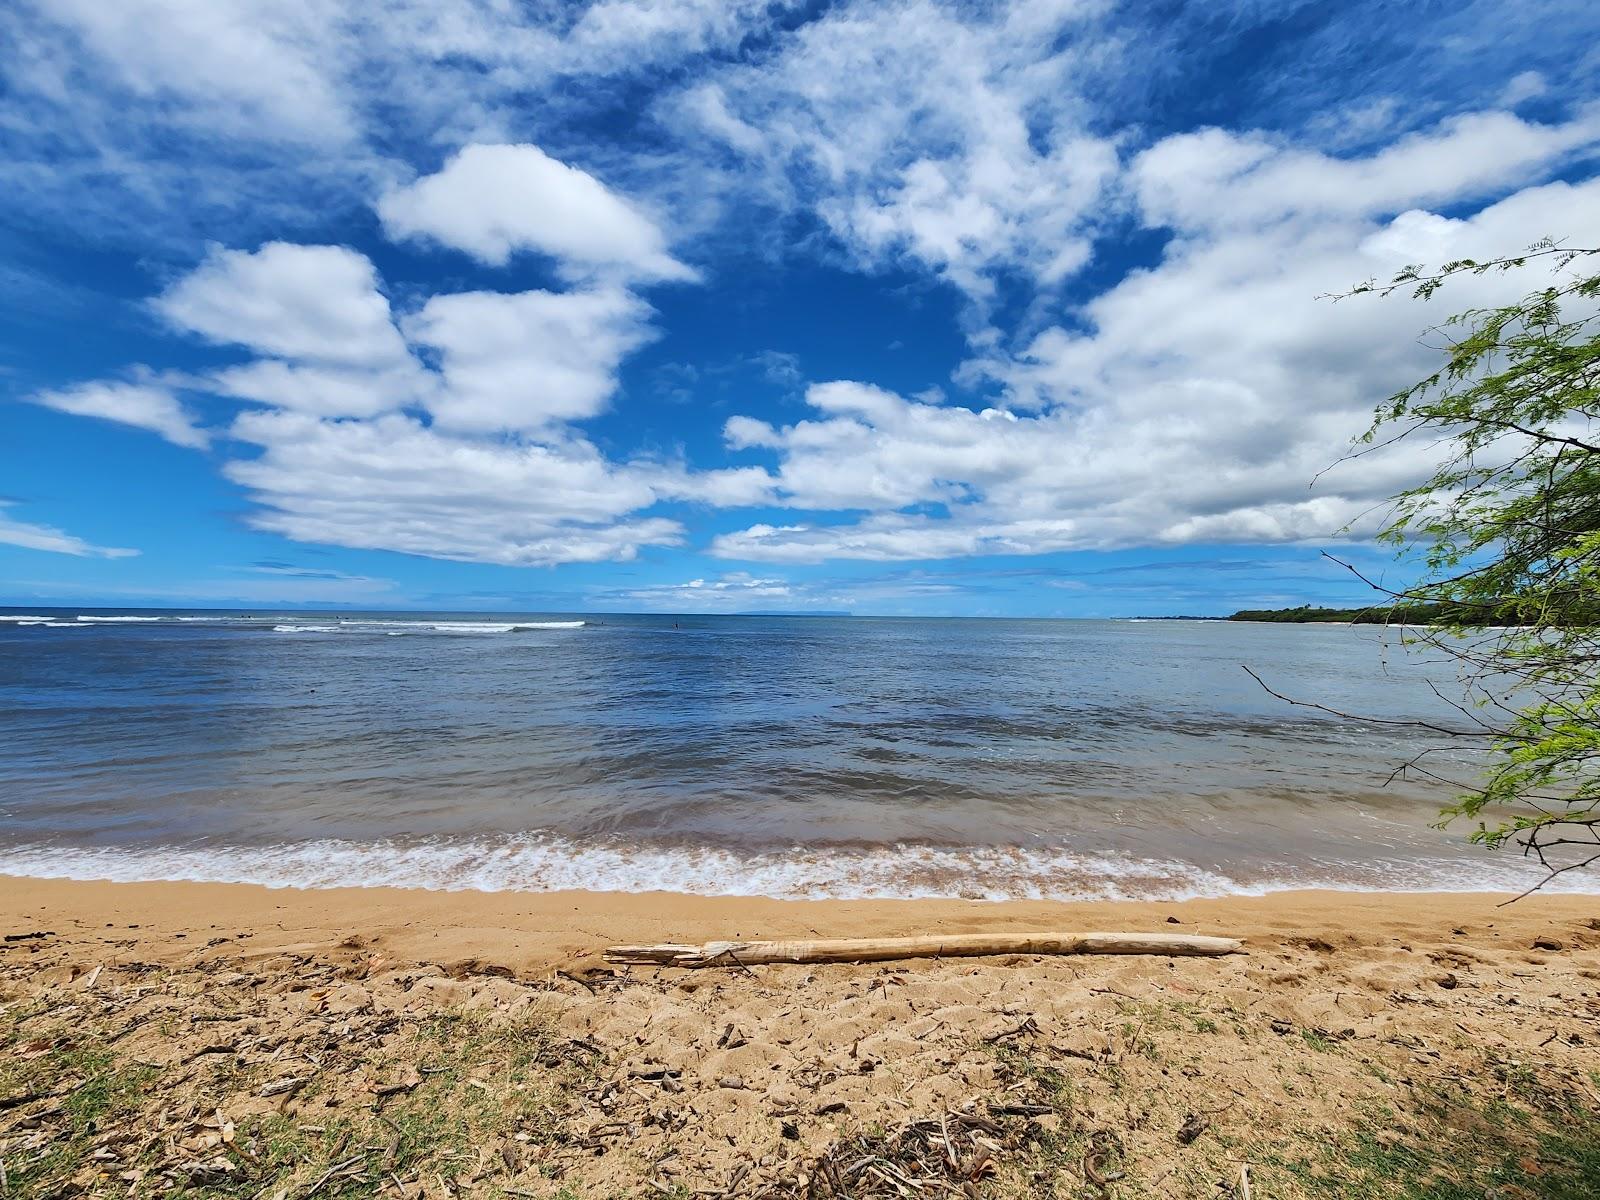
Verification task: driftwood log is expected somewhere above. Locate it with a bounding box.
[605,931,1244,969]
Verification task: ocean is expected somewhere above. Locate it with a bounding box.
[0,608,1581,899]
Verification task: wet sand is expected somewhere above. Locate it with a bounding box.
[5,875,1597,975]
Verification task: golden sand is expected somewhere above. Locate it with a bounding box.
[3,877,1597,1197]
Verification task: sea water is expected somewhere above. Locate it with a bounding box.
[0,610,1584,899]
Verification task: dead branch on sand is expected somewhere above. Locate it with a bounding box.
[606,932,1244,968]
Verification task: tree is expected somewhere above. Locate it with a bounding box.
[1327,240,1600,893]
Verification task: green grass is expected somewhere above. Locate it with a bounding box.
[7,1047,158,1194]
[1265,1091,1600,1200]
[1,1004,591,1199]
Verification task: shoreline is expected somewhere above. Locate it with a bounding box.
[5,834,1592,903]
[5,873,1596,972]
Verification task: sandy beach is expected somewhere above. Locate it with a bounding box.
[4,876,1598,1197]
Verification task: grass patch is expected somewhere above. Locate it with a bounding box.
[1,1002,597,1198]
[0,1029,159,1195]
[1263,1090,1600,1199]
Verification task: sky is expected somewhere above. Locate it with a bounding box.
[2,1,1598,617]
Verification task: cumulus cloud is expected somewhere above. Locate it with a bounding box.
[144,235,663,436]
[49,227,731,563]
[224,411,684,566]
[0,502,137,558]
[30,381,209,449]
[405,286,655,432]
[379,144,694,281]
[708,118,1600,563]
[156,242,414,370]
[153,242,430,420]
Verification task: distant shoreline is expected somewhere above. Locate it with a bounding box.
[1225,603,1477,625]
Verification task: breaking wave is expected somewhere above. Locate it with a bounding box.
[0,837,1589,901]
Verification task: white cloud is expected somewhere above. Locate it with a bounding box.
[224,411,683,566]
[610,571,798,611]
[1500,70,1549,108]
[0,1,786,251]
[204,361,427,421]
[0,502,137,558]
[157,242,413,370]
[48,239,710,564]
[711,515,1085,563]
[1131,106,1600,234]
[30,381,209,449]
[19,0,355,146]
[709,119,1600,563]
[405,286,654,432]
[152,241,662,432]
[15,3,1600,578]
[673,0,1120,303]
[154,242,428,419]
[379,144,694,281]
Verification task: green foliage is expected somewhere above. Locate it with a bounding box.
[1349,240,1600,885]
[1229,603,1470,624]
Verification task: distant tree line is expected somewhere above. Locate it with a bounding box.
[1228,602,1467,624]
[1226,600,1600,625]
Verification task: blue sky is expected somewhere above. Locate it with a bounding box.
[2,0,1598,616]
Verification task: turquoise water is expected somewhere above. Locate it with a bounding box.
[0,609,1576,898]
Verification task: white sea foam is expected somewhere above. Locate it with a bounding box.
[75,615,164,622]
[273,624,336,633]
[0,837,1590,901]
[0,614,56,622]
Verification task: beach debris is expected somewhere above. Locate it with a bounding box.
[982,1016,1041,1043]
[797,1108,1023,1197]
[373,1065,423,1100]
[605,932,1245,968]
[1082,1131,1127,1197]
